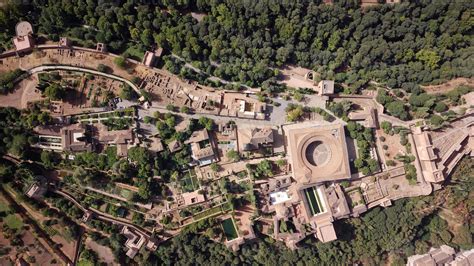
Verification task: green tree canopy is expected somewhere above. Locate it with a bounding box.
[44,83,66,100]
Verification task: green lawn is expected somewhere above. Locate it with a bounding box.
[86,85,94,100]
[221,201,234,212]
[60,227,74,242]
[5,214,23,230]
[191,175,199,189]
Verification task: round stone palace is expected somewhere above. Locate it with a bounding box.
[285,123,351,184]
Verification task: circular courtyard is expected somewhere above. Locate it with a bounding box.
[305,141,331,167]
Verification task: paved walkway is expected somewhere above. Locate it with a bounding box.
[379,113,418,127]
[141,94,330,128]
[78,115,132,123]
[85,186,152,210]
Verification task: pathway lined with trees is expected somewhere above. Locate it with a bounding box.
[53,189,152,237]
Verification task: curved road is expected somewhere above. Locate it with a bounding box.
[25,65,141,95]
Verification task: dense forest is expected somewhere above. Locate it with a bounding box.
[0,0,473,89]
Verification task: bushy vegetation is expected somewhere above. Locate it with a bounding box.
[97,64,112,74]
[113,56,127,69]
[36,72,68,100]
[101,117,133,130]
[328,100,352,119]
[0,69,25,94]
[44,83,66,100]
[285,103,305,122]
[246,159,274,179]
[226,150,240,162]
[0,108,36,158]
[346,121,378,175]
[376,89,410,120]
[119,85,137,100]
[381,121,393,134]
[72,147,118,171]
[444,157,474,214]
[445,86,472,105]
[377,82,472,122]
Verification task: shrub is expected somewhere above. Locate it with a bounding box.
[293,91,304,102]
[113,56,127,69]
[44,83,66,100]
[226,150,240,162]
[0,69,25,94]
[97,64,111,73]
[119,85,137,100]
[430,115,444,126]
[387,101,410,121]
[180,106,190,114]
[381,121,393,134]
[434,102,448,113]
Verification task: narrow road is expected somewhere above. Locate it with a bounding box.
[379,113,422,127]
[140,106,277,127]
[78,115,133,123]
[332,94,374,99]
[84,186,152,210]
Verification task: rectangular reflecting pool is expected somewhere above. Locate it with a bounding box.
[222,218,238,241]
[304,186,325,216]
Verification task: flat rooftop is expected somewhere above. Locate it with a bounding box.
[269,190,290,205]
